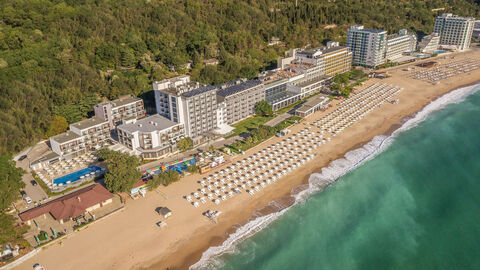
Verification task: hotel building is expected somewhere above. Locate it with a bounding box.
[94,95,145,128]
[433,13,475,51]
[346,25,387,68]
[153,75,218,139]
[50,117,110,158]
[418,33,440,53]
[216,80,265,125]
[384,29,417,61]
[474,20,480,41]
[320,44,352,76]
[117,114,185,159]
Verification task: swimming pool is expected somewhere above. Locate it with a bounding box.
[53,166,103,185]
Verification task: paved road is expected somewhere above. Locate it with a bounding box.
[264,113,292,127]
[15,142,50,210]
[138,136,243,171]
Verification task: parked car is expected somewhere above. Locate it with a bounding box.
[24,197,32,204]
[31,180,38,186]
[18,155,27,161]
[20,190,27,197]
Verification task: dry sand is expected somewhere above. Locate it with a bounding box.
[13,48,480,270]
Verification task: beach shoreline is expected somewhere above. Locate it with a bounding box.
[12,49,480,270]
[144,52,480,270]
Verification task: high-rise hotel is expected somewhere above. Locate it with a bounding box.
[346,25,387,68]
[434,13,475,51]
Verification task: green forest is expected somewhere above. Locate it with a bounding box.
[0,0,479,155]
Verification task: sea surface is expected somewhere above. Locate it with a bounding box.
[191,83,480,270]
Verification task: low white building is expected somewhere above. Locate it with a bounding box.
[117,114,185,159]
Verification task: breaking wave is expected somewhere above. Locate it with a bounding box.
[190,82,480,270]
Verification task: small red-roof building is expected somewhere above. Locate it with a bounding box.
[19,184,114,225]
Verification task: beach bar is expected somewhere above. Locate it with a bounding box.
[295,96,331,118]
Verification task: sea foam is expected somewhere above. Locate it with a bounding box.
[190,82,480,270]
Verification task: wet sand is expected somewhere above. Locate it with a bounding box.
[13,49,480,270]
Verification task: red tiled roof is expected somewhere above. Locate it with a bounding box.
[18,184,113,222]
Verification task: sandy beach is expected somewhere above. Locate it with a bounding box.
[13,48,480,270]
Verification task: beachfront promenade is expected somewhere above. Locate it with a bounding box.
[13,49,480,270]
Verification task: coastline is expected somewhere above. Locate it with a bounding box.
[12,50,480,270]
[146,54,480,269]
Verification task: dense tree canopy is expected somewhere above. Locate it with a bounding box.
[0,0,478,154]
[177,137,193,152]
[0,155,25,212]
[98,149,142,193]
[255,100,274,117]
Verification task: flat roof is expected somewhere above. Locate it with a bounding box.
[321,46,348,55]
[294,75,329,88]
[216,79,263,97]
[99,95,142,108]
[182,85,217,98]
[296,96,330,113]
[118,114,179,133]
[349,26,386,34]
[70,117,107,131]
[50,131,81,144]
[30,151,60,166]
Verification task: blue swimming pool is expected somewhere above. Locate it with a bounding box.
[53,166,103,185]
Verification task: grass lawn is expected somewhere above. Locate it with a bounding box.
[226,115,274,138]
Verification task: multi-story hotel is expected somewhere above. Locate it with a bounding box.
[474,20,480,41]
[260,69,304,111]
[153,76,218,139]
[216,80,265,125]
[346,25,387,68]
[117,114,185,159]
[320,43,352,76]
[50,117,110,158]
[290,42,352,77]
[418,33,440,53]
[94,95,145,128]
[384,29,417,61]
[289,74,329,99]
[433,13,475,51]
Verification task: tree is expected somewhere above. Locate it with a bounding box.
[255,100,273,117]
[209,145,215,153]
[330,83,343,94]
[147,174,162,191]
[0,0,478,156]
[166,170,180,183]
[0,213,29,246]
[177,137,193,152]
[45,115,69,138]
[333,73,349,85]
[0,155,25,212]
[99,150,142,193]
[187,165,199,174]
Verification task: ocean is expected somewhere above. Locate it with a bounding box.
[191,83,480,270]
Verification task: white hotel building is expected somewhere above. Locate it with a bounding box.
[117,114,185,159]
[433,13,475,51]
[384,29,417,61]
[346,25,387,68]
[153,75,218,140]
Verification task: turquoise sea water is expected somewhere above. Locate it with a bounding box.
[194,84,480,270]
